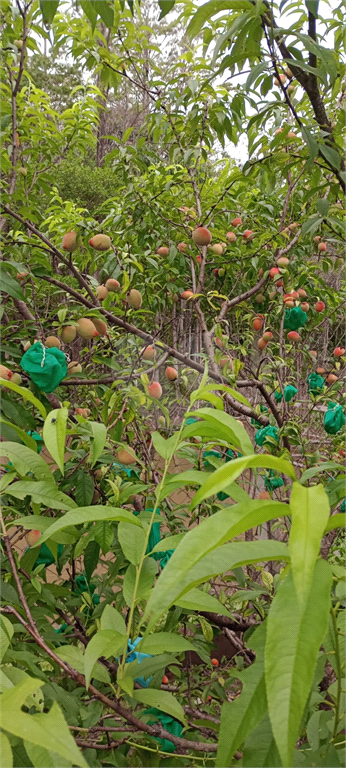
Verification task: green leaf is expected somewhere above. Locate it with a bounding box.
[299,461,342,483]
[74,470,94,506]
[265,560,332,767]
[83,540,100,583]
[158,0,175,19]
[186,408,254,455]
[289,483,330,607]
[0,270,24,300]
[43,408,68,475]
[84,630,126,689]
[316,198,329,217]
[1,615,14,661]
[0,442,52,482]
[123,558,158,607]
[324,512,345,533]
[136,632,198,655]
[94,520,113,554]
[14,514,77,544]
[175,587,233,618]
[152,430,180,460]
[217,622,267,767]
[96,0,114,27]
[186,0,251,39]
[190,455,295,509]
[150,533,185,553]
[89,421,107,467]
[118,520,146,565]
[55,645,110,685]
[306,1,318,17]
[5,480,75,510]
[241,712,282,767]
[132,688,186,725]
[100,604,126,635]
[40,1,59,24]
[319,143,341,171]
[0,732,12,768]
[24,742,71,768]
[0,679,87,767]
[0,379,46,418]
[0,419,37,451]
[80,0,98,31]
[35,505,142,547]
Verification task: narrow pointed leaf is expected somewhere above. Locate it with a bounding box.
[43,408,68,475]
[34,505,142,547]
[289,482,330,606]
[132,688,186,725]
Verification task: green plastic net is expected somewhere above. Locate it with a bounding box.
[265,470,284,491]
[283,306,308,331]
[274,389,282,403]
[133,508,174,569]
[307,373,325,396]
[323,402,345,435]
[284,385,298,402]
[144,708,183,753]
[33,542,64,568]
[20,342,68,392]
[255,425,279,449]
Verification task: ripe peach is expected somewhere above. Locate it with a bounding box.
[318,242,327,252]
[287,131,297,139]
[313,236,321,243]
[326,374,338,384]
[127,289,142,309]
[291,291,299,299]
[269,267,280,278]
[165,366,178,381]
[96,285,108,300]
[211,658,219,667]
[162,675,169,685]
[62,232,80,252]
[253,317,263,331]
[243,229,254,240]
[262,331,273,341]
[269,290,276,300]
[192,227,212,246]
[60,325,76,343]
[315,301,325,312]
[45,336,61,349]
[309,351,317,358]
[196,255,202,264]
[300,302,309,312]
[117,448,137,465]
[287,331,300,342]
[89,234,111,251]
[181,290,194,300]
[334,347,345,357]
[148,382,162,399]
[274,74,286,86]
[226,232,236,242]
[219,357,232,369]
[215,336,224,349]
[75,408,90,417]
[287,84,295,94]
[285,300,294,308]
[276,279,284,287]
[274,128,283,135]
[289,222,299,231]
[232,217,242,227]
[157,246,169,256]
[76,318,99,339]
[17,271,28,280]
[105,278,120,292]
[93,318,108,336]
[68,361,82,374]
[25,529,41,547]
[277,257,289,267]
[258,491,270,499]
[142,346,155,361]
[297,288,307,298]
[316,367,325,375]
[177,243,187,253]
[258,337,268,350]
[0,365,13,381]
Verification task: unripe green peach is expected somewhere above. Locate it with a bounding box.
[96,285,109,300]
[93,318,108,336]
[105,278,120,292]
[76,318,99,339]
[68,361,82,374]
[218,267,225,277]
[62,231,81,252]
[335,257,343,269]
[192,227,212,246]
[11,372,22,385]
[45,336,61,349]
[23,340,31,352]
[89,234,111,251]
[127,289,142,309]
[142,346,155,361]
[18,166,27,176]
[60,325,77,343]
[14,39,23,49]
[211,243,223,255]
[255,294,265,303]
[277,256,289,267]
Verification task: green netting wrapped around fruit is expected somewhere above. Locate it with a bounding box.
[265,470,284,490]
[144,708,184,753]
[20,342,68,392]
[274,389,282,402]
[323,402,345,435]
[32,542,64,568]
[255,425,279,448]
[307,372,325,396]
[283,306,308,330]
[284,385,298,402]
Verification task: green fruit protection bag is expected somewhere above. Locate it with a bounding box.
[284,385,298,402]
[307,372,325,396]
[274,389,282,402]
[133,508,174,569]
[265,470,284,490]
[255,425,279,448]
[323,402,345,435]
[20,342,67,392]
[144,708,183,753]
[283,306,308,330]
